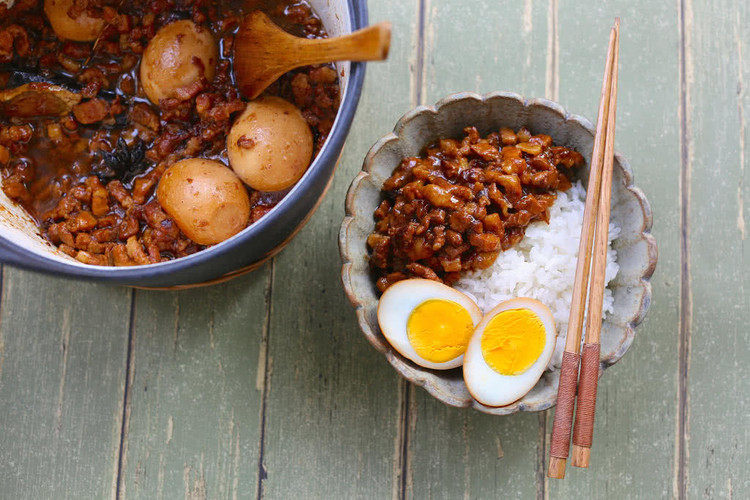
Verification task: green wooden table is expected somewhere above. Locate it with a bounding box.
[1,1,748,498]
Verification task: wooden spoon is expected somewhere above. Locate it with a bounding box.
[234,11,391,99]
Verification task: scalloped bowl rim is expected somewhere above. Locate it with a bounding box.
[340,91,657,415]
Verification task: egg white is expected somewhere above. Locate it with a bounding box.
[377,279,483,370]
[463,298,556,406]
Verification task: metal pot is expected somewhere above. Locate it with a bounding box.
[0,0,368,288]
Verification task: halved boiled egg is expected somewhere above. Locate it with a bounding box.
[377,279,483,370]
[463,298,556,406]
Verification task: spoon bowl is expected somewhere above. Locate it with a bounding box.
[234,10,390,99]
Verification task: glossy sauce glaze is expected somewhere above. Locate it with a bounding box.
[368,126,584,292]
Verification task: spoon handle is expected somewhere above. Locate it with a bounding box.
[294,22,391,66]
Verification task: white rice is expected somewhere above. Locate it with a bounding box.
[453,181,620,369]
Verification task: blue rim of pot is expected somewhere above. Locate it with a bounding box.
[0,0,368,286]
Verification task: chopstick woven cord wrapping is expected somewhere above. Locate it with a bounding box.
[549,351,580,458]
[572,343,601,448]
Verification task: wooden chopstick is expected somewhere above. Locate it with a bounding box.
[571,18,620,469]
[547,19,620,480]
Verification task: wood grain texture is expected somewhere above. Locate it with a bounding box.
[685,0,750,497]
[549,2,681,497]
[407,1,549,498]
[257,2,416,498]
[118,271,269,500]
[0,269,131,499]
[407,390,540,500]
[3,1,746,499]
[421,0,551,99]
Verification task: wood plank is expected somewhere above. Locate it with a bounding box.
[406,1,550,498]
[421,0,552,99]
[549,2,681,497]
[408,390,542,500]
[685,1,750,497]
[0,269,131,500]
[257,2,417,498]
[118,270,269,500]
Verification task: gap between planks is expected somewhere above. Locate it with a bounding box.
[114,289,137,500]
[676,0,693,498]
[545,0,559,102]
[536,412,548,500]
[255,259,275,500]
[0,265,5,381]
[737,9,747,242]
[394,380,412,500]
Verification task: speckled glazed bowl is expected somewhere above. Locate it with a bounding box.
[339,91,657,415]
[0,0,367,288]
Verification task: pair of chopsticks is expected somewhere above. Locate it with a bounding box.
[548,18,620,479]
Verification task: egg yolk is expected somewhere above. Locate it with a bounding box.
[406,299,474,363]
[480,308,545,375]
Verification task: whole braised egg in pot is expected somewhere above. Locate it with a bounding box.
[226,96,314,193]
[139,20,219,105]
[44,0,105,41]
[156,158,250,246]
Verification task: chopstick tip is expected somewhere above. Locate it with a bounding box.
[547,457,567,479]
[571,444,592,468]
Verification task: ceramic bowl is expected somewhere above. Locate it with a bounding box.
[0,0,367,288]
[339,91,657,415]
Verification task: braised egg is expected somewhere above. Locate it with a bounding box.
[377,279,483,370]
[226,96,313,192]
[156,158,250,245]
[44,0,105,41]
[140,20,218,104]
[463,298,556,406]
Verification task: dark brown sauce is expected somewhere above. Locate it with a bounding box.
[22,126,96,219]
